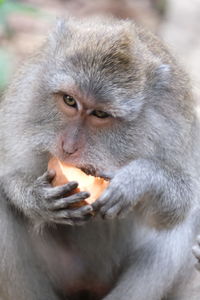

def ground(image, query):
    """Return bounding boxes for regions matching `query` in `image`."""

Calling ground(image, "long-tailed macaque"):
[0,17,200,300]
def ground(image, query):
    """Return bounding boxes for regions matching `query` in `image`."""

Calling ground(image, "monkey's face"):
[44,78,144,175]
[30,18,190,175]
[31,20,151,175]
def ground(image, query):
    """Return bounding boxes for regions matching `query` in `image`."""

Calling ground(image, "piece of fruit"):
[48,157,109,207]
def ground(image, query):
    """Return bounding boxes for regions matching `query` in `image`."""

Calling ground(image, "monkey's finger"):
[70,214,93,225]
[92,189,112,210]
[51,216,92,227]
[45,181,79,199]
[54,205,93,220]
[117,204,132,219]
[52,219,75,226]
[192,246,200,260]
[94,185,122,211]
[197,235,200,246]
[55,215,92,226]
[50,192,92,210]
[195,262,200,272]
[102,203,121,219]
[100,197,121,217]
[38,170,56,183]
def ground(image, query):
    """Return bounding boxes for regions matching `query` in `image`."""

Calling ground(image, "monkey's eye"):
[63,94,77,108]
[91,110,110,119]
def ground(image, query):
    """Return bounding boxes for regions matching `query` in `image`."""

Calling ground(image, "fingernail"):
[192,246,199,253]
[70,181,78,188]
[99,191,109,201]
[83,192,90,198]
[48,169,55,176]
[85,206,93,212]
[92,202,98,209]
[101,213,107,220]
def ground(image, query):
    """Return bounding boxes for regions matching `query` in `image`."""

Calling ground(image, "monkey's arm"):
[1,170,93,227]
[93,158,194,227]
[0,190,63,300]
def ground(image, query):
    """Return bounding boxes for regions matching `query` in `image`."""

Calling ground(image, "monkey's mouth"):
[80,165,97,177]
[80,165,111,180]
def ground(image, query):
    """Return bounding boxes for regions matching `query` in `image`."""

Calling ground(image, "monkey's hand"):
[192,236,200,271]
[30,170,93,226]
[92,159,192,226]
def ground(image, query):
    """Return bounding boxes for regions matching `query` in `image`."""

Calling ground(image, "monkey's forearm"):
[132,159,194,227]
[1,173,37,217]
[94,158,194,227]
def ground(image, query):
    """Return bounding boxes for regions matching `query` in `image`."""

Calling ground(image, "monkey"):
[0,16,200,300]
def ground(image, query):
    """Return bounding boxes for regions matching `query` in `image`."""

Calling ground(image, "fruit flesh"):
[48,157,109,206]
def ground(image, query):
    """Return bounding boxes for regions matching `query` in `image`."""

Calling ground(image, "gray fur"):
[0,17,200,299]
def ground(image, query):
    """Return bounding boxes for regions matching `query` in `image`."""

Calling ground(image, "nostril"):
[63,147,78,156]
[61,139,79,156]
[68,148,78,155]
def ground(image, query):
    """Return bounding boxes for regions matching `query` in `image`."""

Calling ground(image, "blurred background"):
[0,0,200,104]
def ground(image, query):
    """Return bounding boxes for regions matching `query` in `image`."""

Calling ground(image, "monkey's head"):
[4,17,194,175]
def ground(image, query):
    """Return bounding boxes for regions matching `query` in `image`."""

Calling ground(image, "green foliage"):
[0,48,12,90]
[0,0,42,30]
[153,0,167,16]
[0,0,49,90]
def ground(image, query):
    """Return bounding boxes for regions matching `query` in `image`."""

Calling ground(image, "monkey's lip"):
[80,165,98,177]
[79,165,112,180]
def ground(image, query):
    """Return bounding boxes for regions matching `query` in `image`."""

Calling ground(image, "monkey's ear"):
[151,64,171,90]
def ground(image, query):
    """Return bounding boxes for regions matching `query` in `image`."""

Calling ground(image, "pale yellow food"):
[48,157,109,207]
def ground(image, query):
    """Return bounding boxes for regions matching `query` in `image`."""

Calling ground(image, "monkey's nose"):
[61,140,79,156]
[62,144,78,156]
[64,148,78,156]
